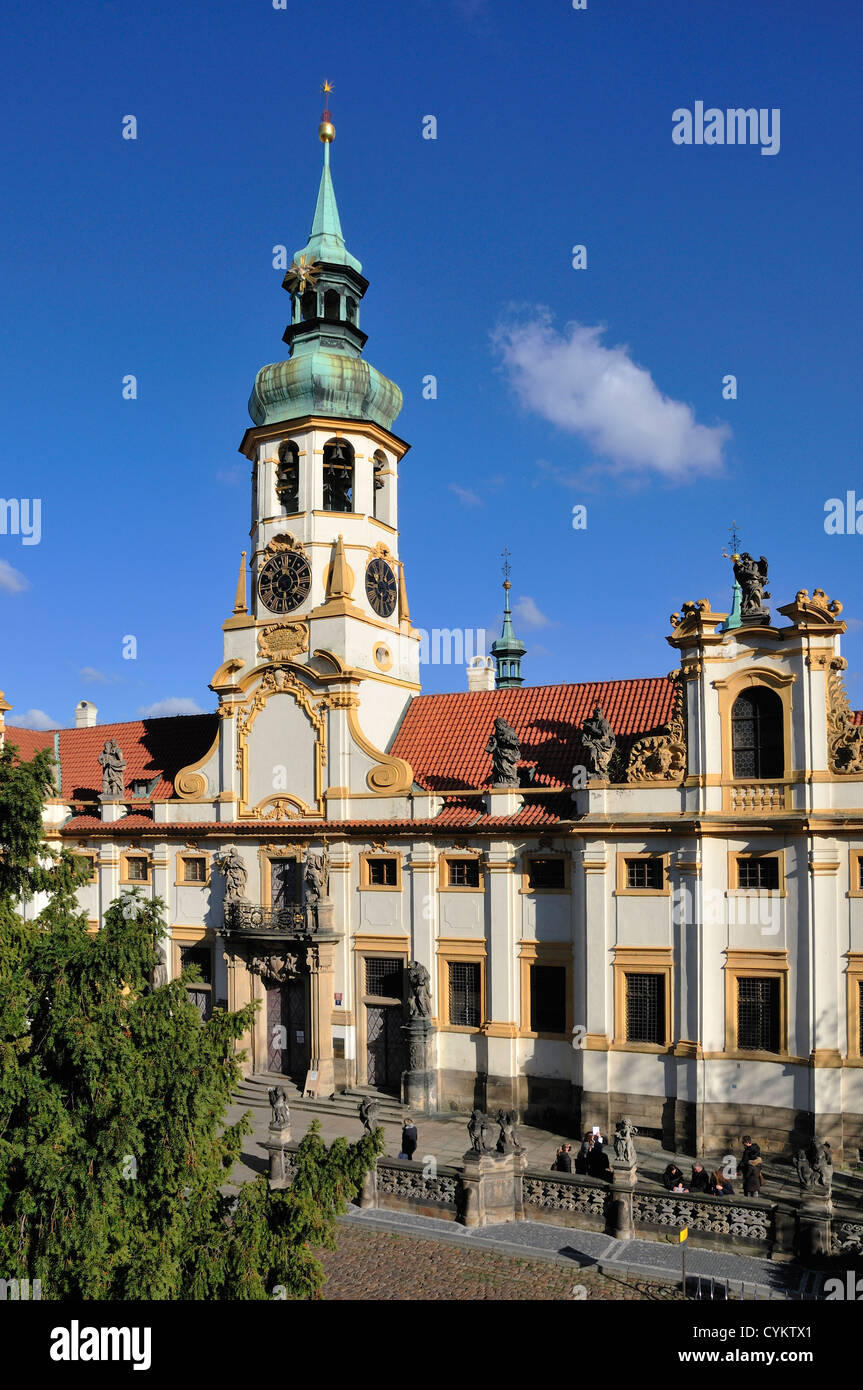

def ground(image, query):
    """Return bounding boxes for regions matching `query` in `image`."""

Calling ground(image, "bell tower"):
[225,89,420,750]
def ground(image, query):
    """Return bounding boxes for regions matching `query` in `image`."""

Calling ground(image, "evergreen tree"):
[0,742,383,1299]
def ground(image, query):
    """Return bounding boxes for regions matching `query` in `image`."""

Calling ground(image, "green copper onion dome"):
[248,111,402,432]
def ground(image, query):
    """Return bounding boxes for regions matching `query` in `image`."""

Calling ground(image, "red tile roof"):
[390,678,677,791]
[6,714,218,802]
[59,793,573,838]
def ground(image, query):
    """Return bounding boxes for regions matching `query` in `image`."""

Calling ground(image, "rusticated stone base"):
[431,1069,863,1162]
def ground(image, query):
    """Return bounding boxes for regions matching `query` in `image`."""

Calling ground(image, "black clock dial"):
[365,557,397,619]
[258,551,312,614]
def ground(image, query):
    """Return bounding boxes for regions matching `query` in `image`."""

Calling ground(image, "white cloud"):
[0,559,28,593]
[10,709,59,730]
[514,595,553,629]
[494,313,730,480]
[138,697,206,718]
[78,667,111,685]
[450,483,484,507]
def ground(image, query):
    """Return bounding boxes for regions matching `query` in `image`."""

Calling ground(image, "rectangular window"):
[75,853,97,881]
[530,964,566,1035]
[182,857,207,883]
[366,857,398,887]
[737,976,780,1052]
[448,961,481,1028]
[859,980,863,1054]
[625,857,664,891]
[737,857,780,891]
[625,973,665,1044]
[365,957,402,999]
[526,857,566,891]
[447,858,480,888]
[181,945,212,1023]
[858,858,863,893]
[125,857,149,883]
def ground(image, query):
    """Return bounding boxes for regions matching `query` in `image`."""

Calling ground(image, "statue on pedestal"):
[733,553,771,624]
[485,718,520,788]
[304,847,330,906]
[268,1085,291,1130]
[407,961,432,1020]
[214,846,248,905]
[358,1096,381,1135]
[613,1116,638,1167]
[580,707,616,780]
[795,1136,833,1196]
[495,1110,523,1154]
[467,1109,494,1154]
[98,739,126,798]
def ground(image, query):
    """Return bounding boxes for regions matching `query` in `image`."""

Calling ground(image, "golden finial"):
[319,80,335,143]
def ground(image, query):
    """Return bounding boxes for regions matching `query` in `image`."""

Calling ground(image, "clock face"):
[365,557,397,619]
[258,551,312,614]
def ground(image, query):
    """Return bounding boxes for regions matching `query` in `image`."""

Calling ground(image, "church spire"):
[491,549,526,688]
[293,83,362,274]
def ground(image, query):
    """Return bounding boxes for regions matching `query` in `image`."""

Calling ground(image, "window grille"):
[731,688,783,779]
[365,957,402,999]
[447,858,480,888]
[448,961,481,1027]
[527,857,566,890]
[737,976,780,1052]
[625,973,665,1044]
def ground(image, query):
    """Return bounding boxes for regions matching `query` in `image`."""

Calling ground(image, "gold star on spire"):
[322,80,333,95]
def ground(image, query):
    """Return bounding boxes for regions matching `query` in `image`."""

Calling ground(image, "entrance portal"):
[265,977,308,1081]
[365,1003,404,1093]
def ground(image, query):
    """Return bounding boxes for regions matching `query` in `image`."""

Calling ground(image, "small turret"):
[490,550,526,689]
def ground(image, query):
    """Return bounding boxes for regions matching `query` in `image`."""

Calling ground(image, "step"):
[232,1077,408,1124]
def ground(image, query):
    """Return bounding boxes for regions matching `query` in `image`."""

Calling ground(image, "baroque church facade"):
[5,108,863,1162]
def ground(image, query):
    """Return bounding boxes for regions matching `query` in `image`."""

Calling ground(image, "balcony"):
[226,903,314,937]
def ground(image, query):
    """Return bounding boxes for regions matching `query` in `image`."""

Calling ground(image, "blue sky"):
[2,0,862,725]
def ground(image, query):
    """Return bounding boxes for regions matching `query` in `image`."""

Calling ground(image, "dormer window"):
[323,439,353,512]
[276,441,299,513]
[731,687,783,779]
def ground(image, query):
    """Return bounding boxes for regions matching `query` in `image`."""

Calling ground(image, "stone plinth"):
[459,1149,527,1228]
[609,1162,637,1238]
[797,1191,833,1258]
[99,797,128,823]
[401,1018,437,1115]
[264,1129,294,1189]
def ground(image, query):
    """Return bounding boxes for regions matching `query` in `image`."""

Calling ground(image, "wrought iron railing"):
[227,903,312,935]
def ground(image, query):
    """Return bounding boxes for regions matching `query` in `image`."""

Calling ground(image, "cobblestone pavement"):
[320,1222,685,1301]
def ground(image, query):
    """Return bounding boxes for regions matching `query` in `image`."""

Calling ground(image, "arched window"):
[323,288,341,321]
[276,441,299,513]
[301,289,317,321]
[372,450,386,519]
[731,687,784,779]
[322,438,354,512]
[345,296,358,325]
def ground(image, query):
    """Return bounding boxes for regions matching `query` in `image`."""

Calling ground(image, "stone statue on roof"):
[98,739,126,799]
[733,553,771,625]
[580,706,616,780]
[485,717,520,788]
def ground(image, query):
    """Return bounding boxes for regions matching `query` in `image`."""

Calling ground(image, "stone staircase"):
[233,1074,408,1126]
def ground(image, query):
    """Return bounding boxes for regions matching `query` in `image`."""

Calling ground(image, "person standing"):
[401,1118,418,1160]
[740,1135,763,1196]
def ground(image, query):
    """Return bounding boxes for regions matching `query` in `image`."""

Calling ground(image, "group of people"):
[662,1137,764,1198]
[552,1130,611,1180]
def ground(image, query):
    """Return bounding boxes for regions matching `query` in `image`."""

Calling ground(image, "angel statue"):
[485,717,520,788]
